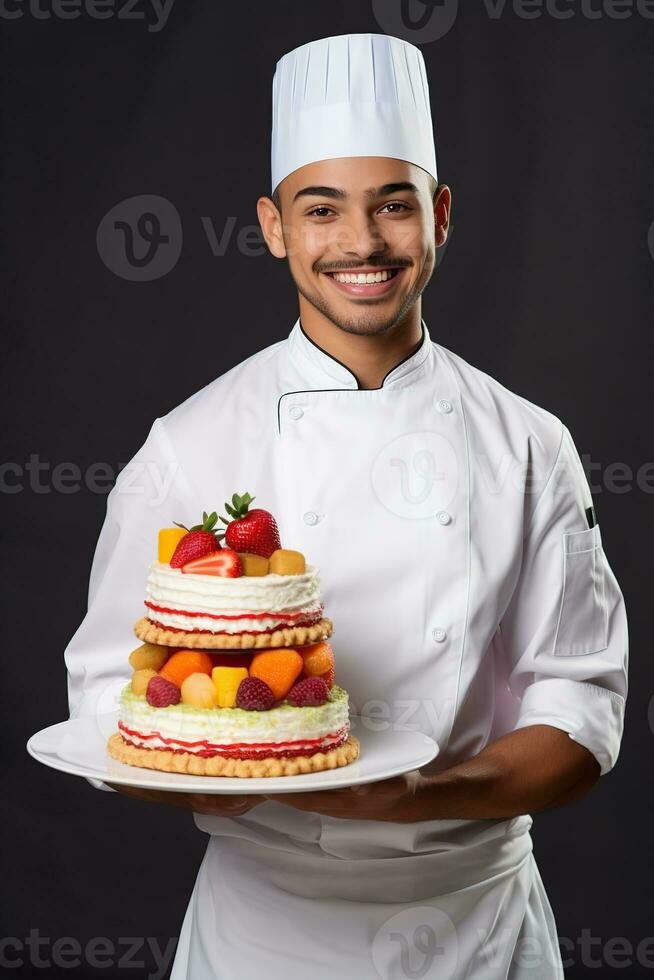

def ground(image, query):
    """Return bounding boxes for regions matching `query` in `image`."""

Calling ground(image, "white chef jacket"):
[64,318,628,980]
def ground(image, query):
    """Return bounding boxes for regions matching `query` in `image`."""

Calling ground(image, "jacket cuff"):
[513,678,625,776]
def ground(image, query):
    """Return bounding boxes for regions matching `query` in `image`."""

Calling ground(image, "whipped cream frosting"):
[144,560,323,634]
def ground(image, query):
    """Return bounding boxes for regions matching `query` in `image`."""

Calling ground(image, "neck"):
[297,300,424,390]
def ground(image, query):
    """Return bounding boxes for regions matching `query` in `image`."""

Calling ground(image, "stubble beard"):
[290,261,433,337]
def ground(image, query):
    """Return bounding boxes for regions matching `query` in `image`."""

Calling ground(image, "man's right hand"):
[104,783,267,816]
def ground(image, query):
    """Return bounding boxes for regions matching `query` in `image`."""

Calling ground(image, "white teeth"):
[331,269,396,284]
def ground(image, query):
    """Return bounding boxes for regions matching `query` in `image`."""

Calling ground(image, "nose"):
[338,210,388,261]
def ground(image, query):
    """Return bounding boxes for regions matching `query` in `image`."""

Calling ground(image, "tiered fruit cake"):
[107,493,360,777]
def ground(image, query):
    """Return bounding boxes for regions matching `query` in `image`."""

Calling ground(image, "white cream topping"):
[145,561,322,617]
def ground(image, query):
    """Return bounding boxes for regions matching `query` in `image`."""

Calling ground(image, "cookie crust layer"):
[133,616,333,649]
[107,731,360,777]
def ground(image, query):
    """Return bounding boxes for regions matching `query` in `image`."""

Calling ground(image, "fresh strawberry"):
[182,549,242,577]
[319,664,335,689]
[170,512,221,568]
[219,492,281,559]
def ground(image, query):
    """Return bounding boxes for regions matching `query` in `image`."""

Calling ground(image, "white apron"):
[169,807,563,979]
[64,318,627,980]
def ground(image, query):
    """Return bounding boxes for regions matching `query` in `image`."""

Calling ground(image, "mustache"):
[315,258,413,273]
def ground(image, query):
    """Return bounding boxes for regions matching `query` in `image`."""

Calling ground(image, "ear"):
[257,195,287,259]
[434,185,452,248]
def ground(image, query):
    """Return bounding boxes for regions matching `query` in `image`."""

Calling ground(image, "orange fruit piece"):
[249,648,303,701]
[238,553,269,576]
[159,649,213,688]
[300,641,334,677]
[269,549,306,575]
[319,664,335,689]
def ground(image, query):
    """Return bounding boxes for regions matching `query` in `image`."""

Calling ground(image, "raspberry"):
[286,676,329,707]
[236,676,275,711]
[146,675,181,707]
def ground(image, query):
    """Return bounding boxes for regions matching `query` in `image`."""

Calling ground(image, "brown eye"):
[308,207,334,218]
[380,202,411,214]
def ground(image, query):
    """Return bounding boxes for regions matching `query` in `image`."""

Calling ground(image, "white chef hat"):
[271,33,438,194]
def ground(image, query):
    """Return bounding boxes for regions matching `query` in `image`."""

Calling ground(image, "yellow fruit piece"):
[269,549,306,576]
[181,672,219,708]
[212,666,249,707]
[128,643,170,672]
[131,668,157,696]
[158,527,187,563]
[238,553,270,576]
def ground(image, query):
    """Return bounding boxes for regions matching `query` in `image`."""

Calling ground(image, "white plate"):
[27,711,439,794]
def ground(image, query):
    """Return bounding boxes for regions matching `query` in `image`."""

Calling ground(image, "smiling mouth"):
[326,268,400,284]
[321,266,405,297]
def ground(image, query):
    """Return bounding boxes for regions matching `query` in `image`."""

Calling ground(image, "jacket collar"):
[287,317,433,391]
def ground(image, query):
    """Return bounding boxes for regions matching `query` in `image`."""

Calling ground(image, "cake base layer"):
[133,616,334,649]
[107,731,360,777]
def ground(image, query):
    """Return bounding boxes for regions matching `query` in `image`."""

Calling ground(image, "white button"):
[289,405,304,420]
[437,399,453,414]
[303,511,319,526]
[432,627,447,643]
[436,510,452,525]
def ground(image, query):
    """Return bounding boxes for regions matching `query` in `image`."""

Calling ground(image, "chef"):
[64,33,628,980]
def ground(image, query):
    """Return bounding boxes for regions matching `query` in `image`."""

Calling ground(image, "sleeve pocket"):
[553,524,609,657]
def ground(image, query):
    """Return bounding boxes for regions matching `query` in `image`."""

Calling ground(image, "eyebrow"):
[293,181,420,203]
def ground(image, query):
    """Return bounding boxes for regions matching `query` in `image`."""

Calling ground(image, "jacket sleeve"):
[499,423,628,776]
[63,418,197,791]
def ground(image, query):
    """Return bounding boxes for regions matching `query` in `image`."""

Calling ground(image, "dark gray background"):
[3,1,653,976]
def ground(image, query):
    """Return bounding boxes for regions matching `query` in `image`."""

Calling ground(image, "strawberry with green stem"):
[219,492,281,559]
[170,511,221,568]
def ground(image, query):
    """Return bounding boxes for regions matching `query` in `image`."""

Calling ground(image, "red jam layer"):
[118,721,349,760]
[144,601,324,623]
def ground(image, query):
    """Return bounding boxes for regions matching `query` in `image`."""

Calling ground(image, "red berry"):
[146,675,181,707]
[220,492,281,559]
[235,676,275,711]
[170,530,219,568]
[287,676,329,707]
[182,549,242,577]
[169,512,221,568]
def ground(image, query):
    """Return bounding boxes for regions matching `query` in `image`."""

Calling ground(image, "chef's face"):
[258,157,450,336]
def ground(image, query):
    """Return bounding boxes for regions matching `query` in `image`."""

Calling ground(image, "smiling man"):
[258,157,448,390]
[65,32,628,980]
